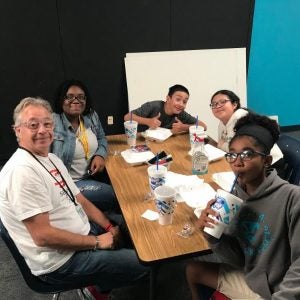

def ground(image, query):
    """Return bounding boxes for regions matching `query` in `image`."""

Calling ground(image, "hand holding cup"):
[203,189,243,239]
[196,199,219,230]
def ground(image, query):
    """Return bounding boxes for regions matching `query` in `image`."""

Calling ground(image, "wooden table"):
[105,133,231,299]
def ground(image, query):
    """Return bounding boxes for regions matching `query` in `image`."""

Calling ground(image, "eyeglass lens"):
[225,150,252,162]
[21,119,54,130]
[65,94,86,102]
[225,150,266,163]
[210,99,230,109]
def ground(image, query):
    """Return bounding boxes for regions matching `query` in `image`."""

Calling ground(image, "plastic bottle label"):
[192,152,208,175]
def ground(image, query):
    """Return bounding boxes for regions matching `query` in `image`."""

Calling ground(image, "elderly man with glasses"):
[0,97,149,294]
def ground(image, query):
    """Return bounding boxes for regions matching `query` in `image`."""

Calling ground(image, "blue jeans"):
[75,178,119,212]
[39,219,149,291]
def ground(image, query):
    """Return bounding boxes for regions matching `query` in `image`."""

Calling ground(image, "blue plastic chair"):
[277,134,300,185]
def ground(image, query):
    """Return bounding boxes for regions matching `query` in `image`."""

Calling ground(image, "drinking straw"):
[230,173,239,193]
[196,115,198,128]
[130,111,133,123]
[156,153,159,170]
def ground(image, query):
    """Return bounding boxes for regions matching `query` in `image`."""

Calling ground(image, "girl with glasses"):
[210,89,284,178]
[186,113,300,299]
[210,89,249,152]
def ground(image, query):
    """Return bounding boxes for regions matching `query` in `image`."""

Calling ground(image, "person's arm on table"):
[176,111,207,132]
[171,117,189,134]
[124,112,161,129]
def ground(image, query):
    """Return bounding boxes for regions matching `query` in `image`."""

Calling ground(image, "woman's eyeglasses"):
[64,94,86,103]
[225,149,267,163]
[209,99,231,109]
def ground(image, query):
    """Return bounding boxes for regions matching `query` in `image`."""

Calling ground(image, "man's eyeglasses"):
[64,94,86,103]
[18,120,54,131]
[209,99,231,109]
[225,149,267,163]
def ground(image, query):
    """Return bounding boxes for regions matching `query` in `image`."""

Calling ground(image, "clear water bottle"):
[192,137,208,175]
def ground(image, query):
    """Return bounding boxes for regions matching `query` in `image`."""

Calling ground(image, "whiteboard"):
[124,48,247,141]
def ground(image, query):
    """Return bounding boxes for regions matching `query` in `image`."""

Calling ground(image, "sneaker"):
[210,290,231,300]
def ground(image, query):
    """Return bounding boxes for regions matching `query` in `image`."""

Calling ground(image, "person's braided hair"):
[234,112,280,144]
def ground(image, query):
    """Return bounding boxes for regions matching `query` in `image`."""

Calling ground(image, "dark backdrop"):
[0,0,254,163]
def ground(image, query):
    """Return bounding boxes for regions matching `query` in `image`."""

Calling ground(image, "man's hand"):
[171,117,187,133]
[108,225,122,248]
[148,112,161,129]
[97,232,114,249]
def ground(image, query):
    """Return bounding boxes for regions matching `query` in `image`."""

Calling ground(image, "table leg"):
[150,265,158,300]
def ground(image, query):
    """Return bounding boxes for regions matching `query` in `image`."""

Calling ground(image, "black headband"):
[234,125,274,153]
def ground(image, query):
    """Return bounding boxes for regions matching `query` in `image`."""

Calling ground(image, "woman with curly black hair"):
[51,79,118,212]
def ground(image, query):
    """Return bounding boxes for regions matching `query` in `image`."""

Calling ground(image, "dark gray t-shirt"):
[132,100,197,132]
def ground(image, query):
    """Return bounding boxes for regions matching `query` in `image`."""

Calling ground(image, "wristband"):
[105,223,113,232]
[93,236,100,251]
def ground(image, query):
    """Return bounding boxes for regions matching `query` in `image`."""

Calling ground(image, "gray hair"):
[13,97,53,126]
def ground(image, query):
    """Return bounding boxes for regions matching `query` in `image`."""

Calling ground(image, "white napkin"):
[141,209,159,221]
[121,149,154,165]
[212,171,235,192]
[179,183,216,208]
[144,127,172,142]
[165,171,204,202]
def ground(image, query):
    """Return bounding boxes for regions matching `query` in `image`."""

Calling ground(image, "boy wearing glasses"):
[124,84,207,133]
[186,113,300,299]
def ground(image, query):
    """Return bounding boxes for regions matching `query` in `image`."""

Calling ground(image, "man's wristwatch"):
[93,236,100,251]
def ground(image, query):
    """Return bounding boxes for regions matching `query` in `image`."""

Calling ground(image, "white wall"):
[125,48,247,141]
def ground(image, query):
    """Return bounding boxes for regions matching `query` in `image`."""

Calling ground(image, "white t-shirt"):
[0,149,90,276]
[218,108,249,152]
[70,127,98,180]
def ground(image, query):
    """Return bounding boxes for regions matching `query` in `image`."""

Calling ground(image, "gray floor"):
[0,237,192,300]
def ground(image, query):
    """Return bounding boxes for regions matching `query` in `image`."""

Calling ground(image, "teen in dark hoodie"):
[186,113,300,299]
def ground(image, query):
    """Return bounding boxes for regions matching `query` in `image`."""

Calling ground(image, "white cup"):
[203,220,227,239]
[204,189,243,238]
[189,125,205,149]
[154,185,177,225]
[124,120,138,147]
[147,165,167,195]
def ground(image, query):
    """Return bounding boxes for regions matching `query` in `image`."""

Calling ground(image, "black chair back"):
[277,134,300,185]
[0,219,84,294]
